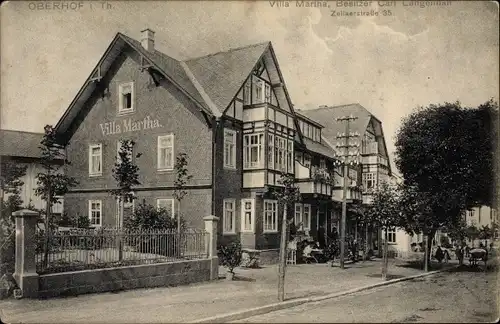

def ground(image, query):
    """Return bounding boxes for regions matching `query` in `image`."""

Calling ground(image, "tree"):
[110,139,141,261]
[364,182,400,280]
[270,172,301,302]
[349,203,372,261]
[173,152,193,234]
[478,225,492,247]
[110,139,141,226]
[394,101,497,270]
[35,125,78,269]
[0,160,27,200]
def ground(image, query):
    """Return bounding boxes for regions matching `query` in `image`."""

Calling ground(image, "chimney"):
[141,28,155,51]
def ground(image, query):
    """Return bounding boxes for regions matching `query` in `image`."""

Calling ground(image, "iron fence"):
[35,227,208,274]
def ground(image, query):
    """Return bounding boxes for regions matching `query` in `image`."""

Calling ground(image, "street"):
[235,268,498,323]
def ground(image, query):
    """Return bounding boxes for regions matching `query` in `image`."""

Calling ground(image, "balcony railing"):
[295,161,334,196]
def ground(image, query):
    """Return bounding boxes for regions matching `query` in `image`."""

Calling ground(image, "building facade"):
[0,130,64,215]
[299,104,392,252]
[54,29,369,259]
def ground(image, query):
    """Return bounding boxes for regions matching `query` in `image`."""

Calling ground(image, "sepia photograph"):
[0,0,498,323]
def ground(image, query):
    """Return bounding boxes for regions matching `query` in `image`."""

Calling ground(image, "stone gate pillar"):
[13,209,39,298]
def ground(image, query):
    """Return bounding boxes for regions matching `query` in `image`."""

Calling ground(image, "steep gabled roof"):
[300,103,391,172]
[0,130,44,159]
[298,104,372,140]
[55,33,214,141]
[184,42,270,114]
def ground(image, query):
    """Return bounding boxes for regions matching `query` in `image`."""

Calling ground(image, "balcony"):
[332,177,362,203]
[295,161,333,196]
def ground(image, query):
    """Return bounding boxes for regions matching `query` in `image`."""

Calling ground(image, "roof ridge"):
[179,61,222,118]
[0,129,44,135]
[184,41,270,62]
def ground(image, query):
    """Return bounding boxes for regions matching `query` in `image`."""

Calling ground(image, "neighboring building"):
[299,104,392,252]
[0,129,64,214]
[53,29,360,259]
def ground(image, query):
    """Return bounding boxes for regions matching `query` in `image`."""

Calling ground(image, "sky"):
[1,1,498,172]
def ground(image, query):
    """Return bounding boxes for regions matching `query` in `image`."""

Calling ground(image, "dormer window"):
[118,82,135,114]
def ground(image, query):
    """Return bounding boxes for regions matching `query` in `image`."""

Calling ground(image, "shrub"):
[124,201,185,231]
[219,241,242,273]
[124,201,186,257]
[323,239,339,261]
[76,215,90,228]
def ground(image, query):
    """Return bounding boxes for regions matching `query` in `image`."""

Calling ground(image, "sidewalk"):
[0,259,456,323]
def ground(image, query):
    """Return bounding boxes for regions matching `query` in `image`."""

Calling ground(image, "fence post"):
[203,215,219,281]
[12,209,39,298]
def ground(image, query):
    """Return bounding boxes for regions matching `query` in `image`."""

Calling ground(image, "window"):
[275,137,287,172]
[118,82,134,113]
[254,78,263,104]
[386,228,396,243]
[263,200,278,232]
[223,199,236,234]
[268,134,274,170]
[303,204,311,230]
[224,129,236,169]
[88,200,102,226]
[304,154,311,168]
[157,134,174,170]
[294,203,311,230]
[117,140,133,164]
[89,144,102,176]
[243,133,264,169]
[116,196,135,227]
[286,140,293,173]
[362,172,376,190]
[241,199,255,232]
[244,79,251,105]
[320,159,326,170]
[264,83,271,104]
[294,203,303,226]
[157,198,175,218]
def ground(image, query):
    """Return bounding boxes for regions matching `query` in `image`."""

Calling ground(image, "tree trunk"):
[424,229,437,271]
[364,224,369,261]
[382,230,388,280]
[278,207,288,302]
[118,196,124,261]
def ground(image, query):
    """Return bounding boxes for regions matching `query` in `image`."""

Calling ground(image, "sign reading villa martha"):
[100,115,163,136]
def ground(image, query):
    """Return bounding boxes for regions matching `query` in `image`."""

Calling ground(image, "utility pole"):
[336,115,360,269]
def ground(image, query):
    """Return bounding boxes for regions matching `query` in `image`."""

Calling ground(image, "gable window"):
[88,200,102,226]
[223,199,236,234]
[89,144,102,176]
[241,199,255,233]
[264,83,271,104]
[118,82,134,114]
[157,134,174,171]
[243,133,264,169]
[263,200,278,232]
[224,129,237,169]
[157,198,175,218]
[254,79,263,104]
[362,172,376,190]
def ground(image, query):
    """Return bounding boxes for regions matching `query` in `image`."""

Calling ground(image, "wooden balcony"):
[295,161,333,196]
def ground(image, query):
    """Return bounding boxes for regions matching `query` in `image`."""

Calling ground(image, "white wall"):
[5,162,64,214]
